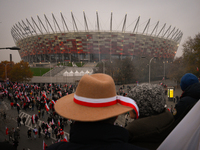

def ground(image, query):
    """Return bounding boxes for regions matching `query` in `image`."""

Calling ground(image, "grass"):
[76,62,85,67]
[30,68,51,76]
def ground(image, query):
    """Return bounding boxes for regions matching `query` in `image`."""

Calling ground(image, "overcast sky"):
[0,0,199,63]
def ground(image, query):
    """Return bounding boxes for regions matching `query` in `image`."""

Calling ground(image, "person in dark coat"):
[38,126,41,138]
[126,83,174,150]
[173,73,200,121]
[17,105,20,114]
[27,128,32,139]
[13,139,19,150]
[22,116,26,126]
[35,115,38,124]
[47,74,145,150]
[17,116,21,127]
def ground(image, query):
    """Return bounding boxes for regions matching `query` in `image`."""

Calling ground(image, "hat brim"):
[55,93,133,122]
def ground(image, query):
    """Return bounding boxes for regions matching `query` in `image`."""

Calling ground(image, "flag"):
[63,136,68,142]
[6,127,8,135]
[32,114,35,124]
[197,67,199,71]
[58,91,62,97]
[17,103,20,107]
[52,118,54,125]
[43,140,47,150]
[46,123,50,128]
[58,119,60,126]
[33,128,38,135]
[37,97,40,101]
[45,103,49,112]
[42,91,47,98]
[25,95,30,102]
[51,100,56,105]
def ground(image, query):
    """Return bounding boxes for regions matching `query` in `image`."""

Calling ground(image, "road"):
[0,98,70,150]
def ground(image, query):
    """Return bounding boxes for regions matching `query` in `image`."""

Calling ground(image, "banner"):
[158,100,200,150]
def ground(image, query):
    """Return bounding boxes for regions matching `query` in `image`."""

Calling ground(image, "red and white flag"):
[32,114,35,124]
[33,128,38,135]
[58,91,62,97]
[17,103,20,107]
[51,100,56,105]
[43,140,47,150]
[63,136,68,142]
[5,127,8,135]
[42,91,47,98]
[58,119,60,126]
[52,118,54,125]
[46,123,50,128]
[45,103,49,112]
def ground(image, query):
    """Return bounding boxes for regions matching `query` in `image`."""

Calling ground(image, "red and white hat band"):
[74,94,139,119]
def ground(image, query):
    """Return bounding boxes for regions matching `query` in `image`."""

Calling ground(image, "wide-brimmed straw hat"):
[55,73,139,121]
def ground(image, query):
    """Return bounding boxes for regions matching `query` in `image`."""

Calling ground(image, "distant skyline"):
[0,0,200,63]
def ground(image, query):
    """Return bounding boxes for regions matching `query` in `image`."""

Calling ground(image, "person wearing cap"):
[173,73,200,121]
[126,83,174,150]
[47,73,146,150]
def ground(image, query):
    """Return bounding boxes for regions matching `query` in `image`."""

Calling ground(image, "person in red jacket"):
[10,102,14,109]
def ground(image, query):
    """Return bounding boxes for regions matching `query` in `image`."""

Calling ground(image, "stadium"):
[11,12,183,64]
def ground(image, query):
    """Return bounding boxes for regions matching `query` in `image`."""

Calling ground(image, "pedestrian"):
[126,83,174,150]
[27,128,32,139]
[38,126,41,138]
[10,101,14,109]
[13,129,19,141]
[3,112,6,120]
[32,102,34,111]
[35,114,38,124]
[51,124,55,136]
[124,113,129,127]
[8,128,13,141]
[29,103,32,111]
[17,104,20,114]
[60,122,64,130]
[33,126,38,139]
[17,116,21,127]
[47,74,144,150]
[48,127,52,138]
[59,128,64,139]
[38,109,41,118]
[170,105,174,114]
[42,110,45,118]
[41,122,45,133]
[13,139,19,150]
[173,73,200,121]
[22,116,26,126]
[44,128,48,139]
[15,127,20,140]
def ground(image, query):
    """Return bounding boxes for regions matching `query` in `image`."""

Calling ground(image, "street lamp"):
[142,56,157,83]
[163,60,168,84]
[0,46,20,50]
[49,62,52,100]
[3,63,11,84]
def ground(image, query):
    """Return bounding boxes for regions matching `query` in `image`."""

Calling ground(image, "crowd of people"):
[0,81,75,149]
[0,72,200,150]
